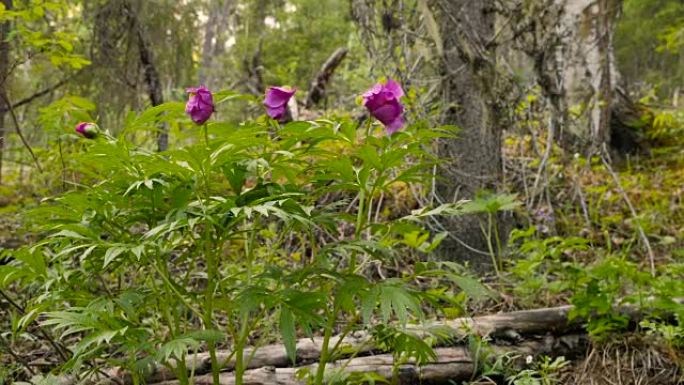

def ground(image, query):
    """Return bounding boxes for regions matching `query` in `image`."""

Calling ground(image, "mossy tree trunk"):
[431,0,511,271]
[0,0,11,184]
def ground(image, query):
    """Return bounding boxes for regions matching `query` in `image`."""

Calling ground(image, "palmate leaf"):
[156,329,226,362]
[73,328,127,356]
[414,261,494,302]
[377,281,423,326]
[460,193,521,214]
[41,309,97,338]
[372,325,437,365]
[335,274,371,313]
[279,306,297,364]
[157,337,199,363]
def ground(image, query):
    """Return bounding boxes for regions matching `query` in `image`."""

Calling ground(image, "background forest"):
[0,0,683,384]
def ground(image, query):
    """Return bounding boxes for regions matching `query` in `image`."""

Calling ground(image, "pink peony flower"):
[362,78,405,135]
[185,86,214,125]
[75,122,99,139]
[263,86,296,121]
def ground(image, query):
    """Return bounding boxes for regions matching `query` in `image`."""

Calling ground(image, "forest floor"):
[0,130,683,384]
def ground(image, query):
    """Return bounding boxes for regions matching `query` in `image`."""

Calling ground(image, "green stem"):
[150,259,190,385]
[162,260,190,385]
[484,214,500,276]
[203,225,220,385]
[350,189,366,271]
[314,305,338,385]
[151,263,203,320]
[235,217,258,385]
[203,123,209,147]
[234,314,249,385]
[492,213,503,272]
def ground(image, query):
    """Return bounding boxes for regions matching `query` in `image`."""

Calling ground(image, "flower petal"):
[384,78,404,98]
[385,116,404,135]
[266,105,287,120]
[264,87,296,108]
[370,100,403,126]
[185,86,214,125]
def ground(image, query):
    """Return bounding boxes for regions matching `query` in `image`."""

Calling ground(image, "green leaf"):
[224,164,248,194]
[280,306,297,364]
[104,246,126,268]
[158,337,198,363]
[447,274,491,302]
[183,329,226,343]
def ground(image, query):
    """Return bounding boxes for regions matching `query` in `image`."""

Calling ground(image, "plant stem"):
[314,306,337,385]
[492,213,503,272]
[485,214,500,276]
[350,189,366,270]
[235,217,258,385]
[159,258,190,385]
[234,315,249,385]
[203,123,209,147]
[203,224,220,385]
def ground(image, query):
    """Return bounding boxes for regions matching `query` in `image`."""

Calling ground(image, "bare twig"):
[0,288,123,385]
[600,149,656,276]
[0,74,78,113]
[0,333,37,378]
[0,92,43,173]
[305,48,348,108]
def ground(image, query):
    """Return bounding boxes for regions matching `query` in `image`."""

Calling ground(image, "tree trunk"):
[126,0,167,151]
[558,0,620,154]
[199,0,235,88]
[0,0,11,185]
[431,0,510,271]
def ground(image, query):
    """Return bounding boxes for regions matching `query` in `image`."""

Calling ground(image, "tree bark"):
[125,0,167,152]
[59,305,616,385]
[558,0,621,154]
[153,336,589,385]
[431,0,510,271]
[0,0,11,184]
[59,304,649,385]
[199,0,235,88]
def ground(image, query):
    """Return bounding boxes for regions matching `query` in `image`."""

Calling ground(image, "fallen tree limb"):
[155,334,589,385]
[58,305,638,385]
[0,75,74,113]
[305,48,348,108]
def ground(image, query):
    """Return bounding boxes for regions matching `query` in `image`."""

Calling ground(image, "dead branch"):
[0,92,43,173]
[305,48,348,108]
[61,305,645,385]
[148,335,591,385]
[0,73,78,113]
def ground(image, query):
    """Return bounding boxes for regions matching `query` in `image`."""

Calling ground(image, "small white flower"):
[526,355,534,364]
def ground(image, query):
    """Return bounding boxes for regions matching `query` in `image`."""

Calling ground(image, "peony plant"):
[14,79,481,385]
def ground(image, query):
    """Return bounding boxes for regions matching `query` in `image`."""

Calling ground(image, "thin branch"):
[0,288,69,362]
[0,333,37,378]
[0,75,75,113]
[305,48,348,108]
[0,91,43,173]
[0,288,123,385]
[600,149,656,276]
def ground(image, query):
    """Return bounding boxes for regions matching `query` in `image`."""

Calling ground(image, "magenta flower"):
[263,86,296,121]
[75,122,99,139]
[185,86,214,125]
[362,78,405,135]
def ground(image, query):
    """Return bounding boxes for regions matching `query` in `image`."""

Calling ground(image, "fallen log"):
[155,334,589,385]
[56,305,637,385]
